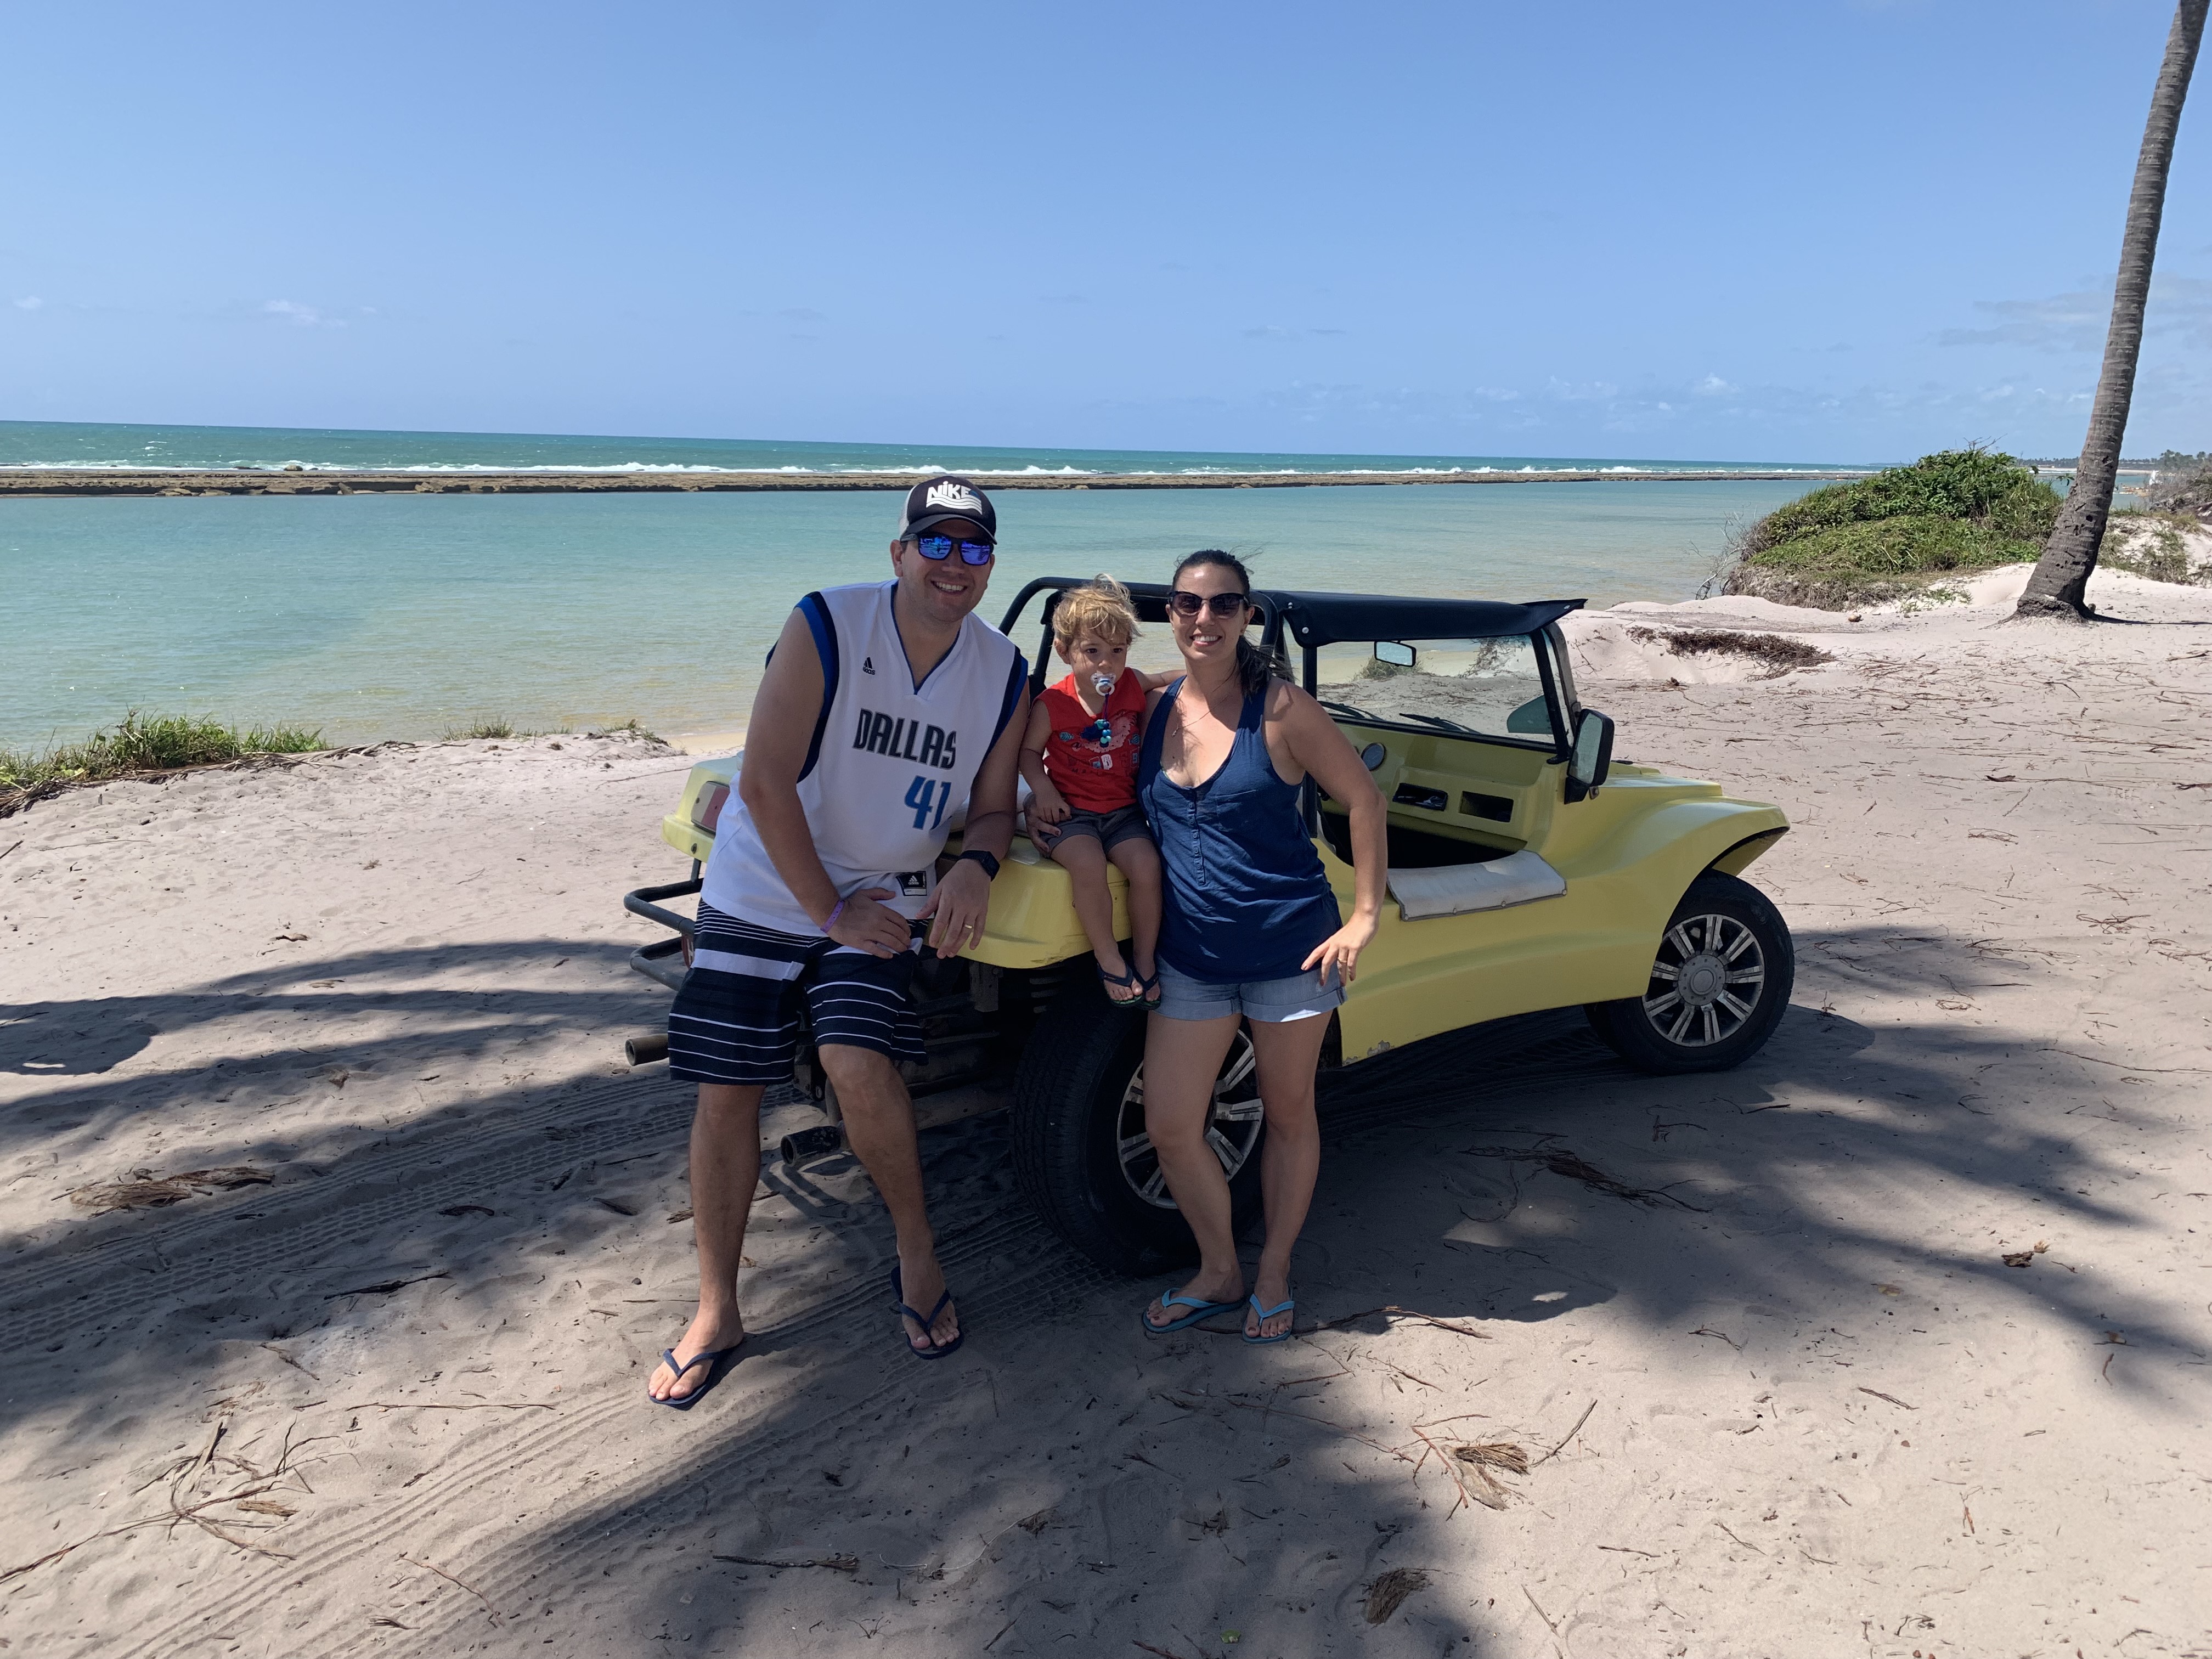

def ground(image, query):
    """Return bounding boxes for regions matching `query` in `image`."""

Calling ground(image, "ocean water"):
[0,419,1858,479]
[2,472,1831,752]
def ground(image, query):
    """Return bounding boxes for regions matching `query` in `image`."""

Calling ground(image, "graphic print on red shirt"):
[1039,669,1146,814]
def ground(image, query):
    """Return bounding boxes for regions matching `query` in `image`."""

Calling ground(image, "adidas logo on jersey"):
[923,481,983,515]
[862,656,877,675]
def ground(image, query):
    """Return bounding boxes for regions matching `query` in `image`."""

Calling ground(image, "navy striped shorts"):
[666,901,924,1086]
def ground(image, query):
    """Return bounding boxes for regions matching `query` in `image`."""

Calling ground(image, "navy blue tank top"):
[1138,677,1342,983]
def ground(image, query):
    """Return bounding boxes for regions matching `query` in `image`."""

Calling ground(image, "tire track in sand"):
[106,1014,1623,1655]
[108,1203,1110,1659]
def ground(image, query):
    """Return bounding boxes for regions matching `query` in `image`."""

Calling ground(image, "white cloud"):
[12,296,41,310]
[1939,274,2212,353]
[263,298,344,328]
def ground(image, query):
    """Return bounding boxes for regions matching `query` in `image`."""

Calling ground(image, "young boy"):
[1018,577,1165,1008]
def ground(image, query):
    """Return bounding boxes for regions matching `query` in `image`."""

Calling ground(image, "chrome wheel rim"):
[1116,1028,1265,1210]
[1642,912,1765,1048]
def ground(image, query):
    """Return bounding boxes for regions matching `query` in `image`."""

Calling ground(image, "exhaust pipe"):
[625,1032,670,1066]
[778,1125,845,1165]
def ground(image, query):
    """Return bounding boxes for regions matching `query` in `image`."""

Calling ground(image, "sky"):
[4,0,2210,465]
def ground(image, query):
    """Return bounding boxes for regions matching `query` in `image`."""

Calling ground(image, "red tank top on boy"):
[1039,669,1146,813]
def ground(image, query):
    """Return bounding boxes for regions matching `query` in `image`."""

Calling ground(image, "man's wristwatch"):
[955,849,1001,881]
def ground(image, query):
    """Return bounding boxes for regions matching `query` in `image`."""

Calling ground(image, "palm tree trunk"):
[2016,0,2209,621]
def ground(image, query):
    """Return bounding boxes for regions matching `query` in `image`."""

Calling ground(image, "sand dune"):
[2,571,2208,1657]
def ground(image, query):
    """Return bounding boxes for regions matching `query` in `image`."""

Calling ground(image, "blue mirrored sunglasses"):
[914,534,996,566]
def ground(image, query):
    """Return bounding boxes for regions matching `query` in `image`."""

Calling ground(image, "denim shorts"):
[1154,959,1346,1024]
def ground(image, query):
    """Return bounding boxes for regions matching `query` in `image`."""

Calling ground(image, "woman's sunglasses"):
[1168,590,1251,618]
[913,534,996,566]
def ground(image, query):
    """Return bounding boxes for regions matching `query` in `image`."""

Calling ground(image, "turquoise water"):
[3,478,1829,751]
[0,418,1863,479]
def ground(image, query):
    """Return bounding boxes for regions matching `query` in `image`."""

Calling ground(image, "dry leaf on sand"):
[1364,1567,1431,1624]
[67,1167,272,1212]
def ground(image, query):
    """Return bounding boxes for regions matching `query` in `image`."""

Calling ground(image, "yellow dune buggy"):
[624,579,1793,1274]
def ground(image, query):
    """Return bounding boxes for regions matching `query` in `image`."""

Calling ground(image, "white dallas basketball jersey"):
[701,580,1027,936]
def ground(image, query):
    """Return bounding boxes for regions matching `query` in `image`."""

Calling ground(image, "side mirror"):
[1565,709,1613,802]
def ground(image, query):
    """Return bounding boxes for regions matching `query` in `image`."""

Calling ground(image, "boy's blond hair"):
[1051,574,1141,649]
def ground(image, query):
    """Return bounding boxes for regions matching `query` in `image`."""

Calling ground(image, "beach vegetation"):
[1356,656,1415,681]
[2143,450,2212,518]
[1623,627,1835,676]
[1,712,326,815]
[442,719,660,742]
[1726,448,2060,608]
[2101,509,2212,584]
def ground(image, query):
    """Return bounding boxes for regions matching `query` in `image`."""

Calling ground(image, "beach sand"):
[2,568,2208,1657]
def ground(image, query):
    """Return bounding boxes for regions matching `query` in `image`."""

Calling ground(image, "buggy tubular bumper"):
[624,876,702,993]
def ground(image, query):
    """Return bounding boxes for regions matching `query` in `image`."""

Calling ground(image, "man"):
[648,476,1029,1406]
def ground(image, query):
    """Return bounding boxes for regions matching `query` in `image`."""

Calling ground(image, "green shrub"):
[1749,449,2059,551]
[1729,447,2060,608]
[1745,514,2041,578]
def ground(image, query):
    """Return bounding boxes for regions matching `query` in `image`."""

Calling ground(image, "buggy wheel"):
[1586,873,1795,1075]
[1010,983,1266,1276]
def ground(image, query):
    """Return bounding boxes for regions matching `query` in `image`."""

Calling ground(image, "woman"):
[1136,549,1387,1344]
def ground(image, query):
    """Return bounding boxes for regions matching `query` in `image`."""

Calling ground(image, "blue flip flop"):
[1098,961,1146,1009]
[651,1342,742,1410]
[1243,1294,1296,1345]
[891,1264,964,1360]
[1142,1290,1245,1336]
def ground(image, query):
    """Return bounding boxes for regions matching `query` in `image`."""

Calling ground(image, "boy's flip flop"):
[1097,962,1146,1008]
[1244,1294,1296,1345]
[1142,1290,1244,1336]
[891,1264,964,1360]
[650,1343,742,1410]
[1137,970,1161,1010]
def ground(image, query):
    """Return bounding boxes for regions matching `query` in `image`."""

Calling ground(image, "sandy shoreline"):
[0,467,1865,499]
[3,567,2208,1656]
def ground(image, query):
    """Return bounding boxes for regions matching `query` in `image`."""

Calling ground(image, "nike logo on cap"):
[924,481,983,514]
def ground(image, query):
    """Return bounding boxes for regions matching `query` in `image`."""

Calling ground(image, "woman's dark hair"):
[1171,548,1284,696]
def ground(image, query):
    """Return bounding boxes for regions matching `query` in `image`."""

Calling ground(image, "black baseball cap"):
[895,475,997,544]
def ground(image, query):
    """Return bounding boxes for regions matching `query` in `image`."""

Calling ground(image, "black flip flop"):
[651,1342,742,1410]
[1097,961,1146,1009]
[890,1264,964,1360]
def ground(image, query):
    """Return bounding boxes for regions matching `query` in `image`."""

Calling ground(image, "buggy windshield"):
[1316,636,1554,742]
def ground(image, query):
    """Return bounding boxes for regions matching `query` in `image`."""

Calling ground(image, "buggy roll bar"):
[997,578,1584,741]
[997,577,1589,836]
